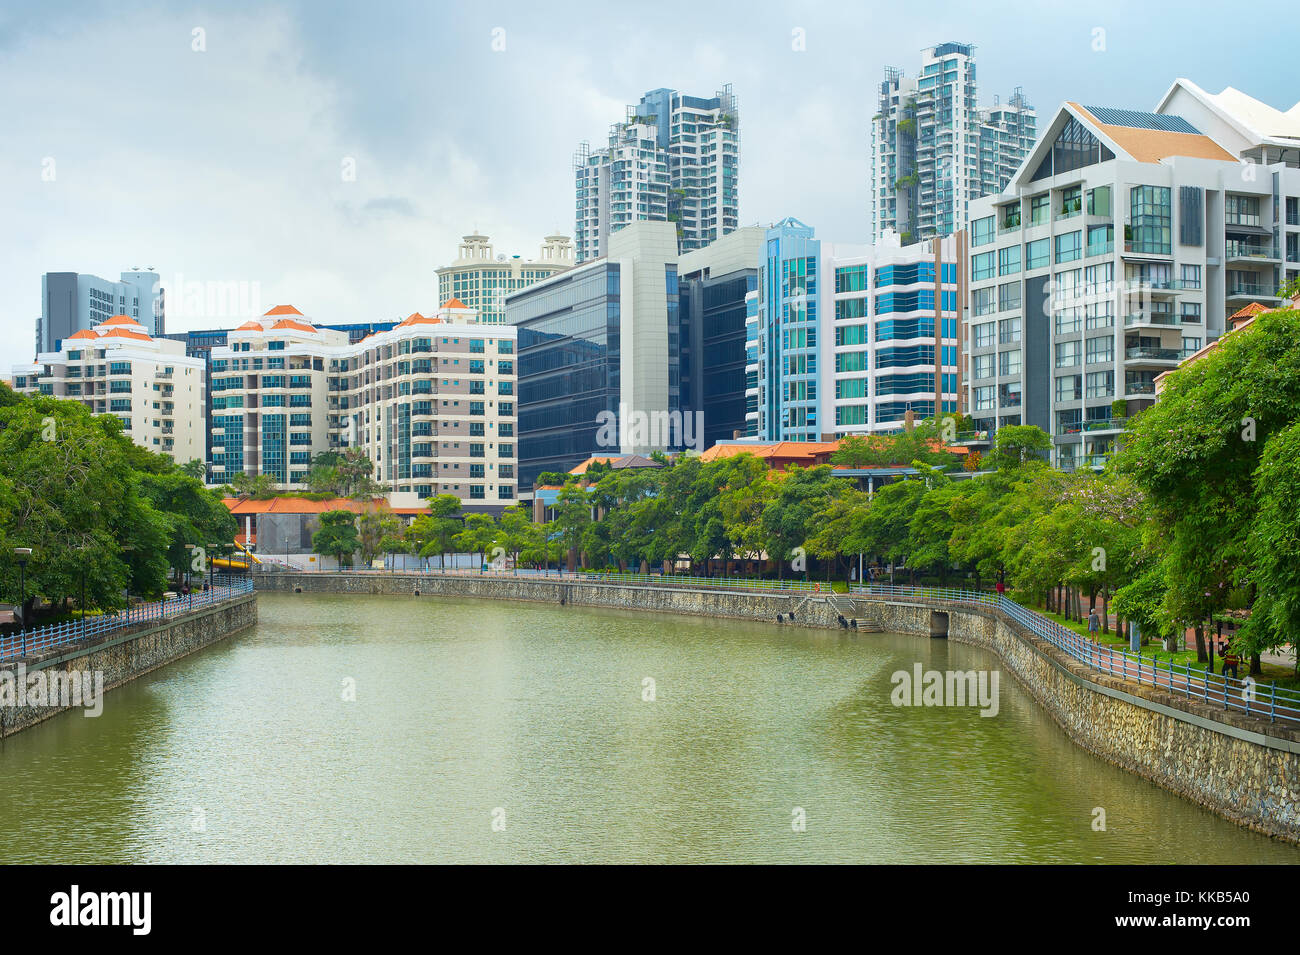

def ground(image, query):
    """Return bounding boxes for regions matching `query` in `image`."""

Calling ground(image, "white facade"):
[575,87,739,263]
[209,302,517,505]
[871,43,1035,243]
[435,233,573,324]
[965,84,1300,471]
[12,314,204,463]
[747,218,964,441]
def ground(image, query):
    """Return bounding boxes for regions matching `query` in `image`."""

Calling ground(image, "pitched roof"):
[1070,103,1237,163]
[235,320,263,331]
[264,305,304,316]
[100,314,144,326]
[1229,302,1269,320]
[98,328,152,341]
[569,454,663,475]
[269,318,316,333]
[67,329,98,340]
[441,297,469,310]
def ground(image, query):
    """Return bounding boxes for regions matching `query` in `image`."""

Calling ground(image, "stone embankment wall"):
[0,594,257,738]
[258,572,1300,843]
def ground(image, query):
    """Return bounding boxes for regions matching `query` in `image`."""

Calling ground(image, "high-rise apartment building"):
[965,80,1300,472]
[37,269,165,355]
[435,233,574,324]
[208,302,516,507]
[574,86,739,263]
[747,219,964,442]
[12,314,205,463]
[871,43,1035,243]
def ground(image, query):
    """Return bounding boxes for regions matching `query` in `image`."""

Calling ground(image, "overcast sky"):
[2,0,1295,361]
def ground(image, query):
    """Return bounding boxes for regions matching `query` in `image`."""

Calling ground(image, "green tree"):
[312,510,359,568]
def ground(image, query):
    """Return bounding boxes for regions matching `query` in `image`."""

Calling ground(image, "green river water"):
[1,592,1295,863]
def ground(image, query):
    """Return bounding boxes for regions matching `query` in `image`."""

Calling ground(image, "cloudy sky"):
[2,0,1295,360]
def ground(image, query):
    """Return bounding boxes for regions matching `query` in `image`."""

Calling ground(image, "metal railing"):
[0,576,254,663]
[848,584,1300,725]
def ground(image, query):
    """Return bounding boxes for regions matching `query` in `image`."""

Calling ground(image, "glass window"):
[1055,340,1081,367]
[972,251,995,281]
[1055,374,1082,401]
[973,322,996,348]
[1086,224,1113,257]
[1086,335,1114,364]
[998,245,1021,276]
[1055,231,1082,264]
[1026,239,1050,270]
[998,317,1021,344]
[1059,186,1082,218]
[999,350,1021,376]
[972,216,995,247]
[1180,264,1202,289]
[1127,185,1172,255]
[972,354,995,379]
[973,286,996,317]
[1086,370,1115,398]
[1087,185,1111,217]
[1030,194,1050,226]
[974,385,995,411]
[1055,307,1082,335]
[998,282,1021,312]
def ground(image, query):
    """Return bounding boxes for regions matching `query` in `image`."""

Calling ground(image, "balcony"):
[1124,311,1180,327]
[1226,283,1282,301]
[1124,381,1157,397]
[1124,346,1182,364]
[1225,240,1279,263]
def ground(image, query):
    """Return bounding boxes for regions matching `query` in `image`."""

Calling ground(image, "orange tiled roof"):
[441,297,468,310]
[398,312,440,326]
[100,314,143,326]
[264,305,304,316]
[270,319,316,333]
[99,328,152,341]
[67,329,98,340]
[235,320,263,331]
[1230,302,1269,320]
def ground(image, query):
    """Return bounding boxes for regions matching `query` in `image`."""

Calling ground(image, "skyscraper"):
[871,43,1035,243]
[574,86,739,263]
[37,269,165,355]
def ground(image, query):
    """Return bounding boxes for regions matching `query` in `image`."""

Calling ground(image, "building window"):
[998,283,1021,312]
[972,252,995,281]
[1055,231,1082,264]
[1086,336,1114,364]
[1087,185,1111,217]
[973,287,995,317]
[1030,194,1050,226]
[998,350,1021,376]
[1059,186,1082,218]
[1180,264,1202,289]
[1055,340,1081,368]
[1086,370,1115,398]
[973,322,995,348]
[972,216,995,247]
[998,245,1021,276]
[1026,239,1049,270]
[998,317,1021,344]
[1127,185,1172,255]
[1055,375,1082,401]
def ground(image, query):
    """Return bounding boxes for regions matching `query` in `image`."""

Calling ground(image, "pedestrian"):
[995,575,1005,599]
[1222,643,1240,680]
[1088,607,1100,634]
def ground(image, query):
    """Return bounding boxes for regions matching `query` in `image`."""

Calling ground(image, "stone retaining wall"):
[257,572,1300,843]
[0,594,258,738]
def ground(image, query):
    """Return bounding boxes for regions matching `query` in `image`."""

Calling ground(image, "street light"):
[14,547,32,657]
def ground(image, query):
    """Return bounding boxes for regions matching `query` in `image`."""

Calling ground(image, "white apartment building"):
[965,80,1300,472]
[435,233,573,324]
[12,314,205,463]
[209,302,517,506]
[745,218,965,441]
[574,86,739,263]
[871,43,1035,243]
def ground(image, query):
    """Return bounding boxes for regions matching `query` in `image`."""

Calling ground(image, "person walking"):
[994,573,1005,601]
[1088,607,1100,635]
[1222,643,1240,680]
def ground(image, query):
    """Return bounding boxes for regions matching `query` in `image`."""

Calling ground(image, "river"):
[1,592,1294,863]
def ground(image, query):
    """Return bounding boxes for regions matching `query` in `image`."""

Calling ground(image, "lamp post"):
[184,544,197,610]
[79,561,87,646]
[120,544,135,621]
[14,547,32,657]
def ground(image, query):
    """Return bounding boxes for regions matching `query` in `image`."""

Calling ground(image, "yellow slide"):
[212,539,263,570]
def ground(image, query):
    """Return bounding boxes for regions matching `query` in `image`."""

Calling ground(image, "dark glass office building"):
[511,264,622,489]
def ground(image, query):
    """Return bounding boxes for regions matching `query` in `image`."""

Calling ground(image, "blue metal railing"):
[850,584,1300,726]
[1,576,254,663]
